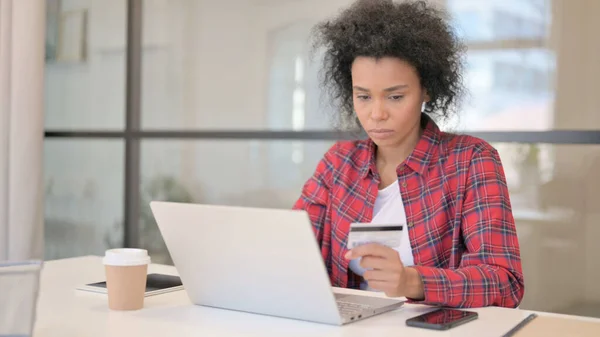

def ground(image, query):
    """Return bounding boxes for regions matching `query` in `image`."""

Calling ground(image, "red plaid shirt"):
[293,117,524,308]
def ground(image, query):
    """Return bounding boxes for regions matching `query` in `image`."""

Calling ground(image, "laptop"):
[150,201,404,325]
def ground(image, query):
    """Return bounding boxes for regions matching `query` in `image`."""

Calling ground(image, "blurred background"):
[43,0,600,317]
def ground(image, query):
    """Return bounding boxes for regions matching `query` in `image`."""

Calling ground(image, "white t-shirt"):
[348,181,415,290]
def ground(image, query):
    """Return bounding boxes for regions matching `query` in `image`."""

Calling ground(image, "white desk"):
[33,256,600,337]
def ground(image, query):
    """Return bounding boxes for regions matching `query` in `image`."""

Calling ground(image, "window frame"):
[44,0,600,248]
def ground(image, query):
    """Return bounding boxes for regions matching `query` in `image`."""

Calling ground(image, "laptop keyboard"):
[336,300,375,316]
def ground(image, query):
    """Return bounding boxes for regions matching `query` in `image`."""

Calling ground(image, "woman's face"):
[351,56,429,148]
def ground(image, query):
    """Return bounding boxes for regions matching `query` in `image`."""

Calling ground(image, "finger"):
[345,243,396,260]
[360,256,396,270]
[366,280,402,297]
[364,270,403,284]
[364,280,395,292]
[363,270,396,282]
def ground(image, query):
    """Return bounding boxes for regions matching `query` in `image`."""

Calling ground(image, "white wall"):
[142,0,266,130]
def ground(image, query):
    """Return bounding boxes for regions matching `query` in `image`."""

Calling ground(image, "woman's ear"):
[422,90,431,103]
[421,91,431,112]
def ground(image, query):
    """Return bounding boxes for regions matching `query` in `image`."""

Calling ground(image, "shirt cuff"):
[405,265,448,306]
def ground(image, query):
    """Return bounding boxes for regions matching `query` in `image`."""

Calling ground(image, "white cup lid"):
[103,248,151,266]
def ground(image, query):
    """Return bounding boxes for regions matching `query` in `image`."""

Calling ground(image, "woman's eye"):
[356,95,371,101]
[389,95,404,101]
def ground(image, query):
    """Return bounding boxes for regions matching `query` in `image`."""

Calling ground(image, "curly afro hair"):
[312,0,466,129]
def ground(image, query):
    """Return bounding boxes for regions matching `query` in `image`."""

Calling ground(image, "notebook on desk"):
[511,316,600,337]
[77,273,184,297]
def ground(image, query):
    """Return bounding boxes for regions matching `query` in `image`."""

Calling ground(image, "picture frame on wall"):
[45,0,88,63]
[56,9,88,62]
[45,0,60,62]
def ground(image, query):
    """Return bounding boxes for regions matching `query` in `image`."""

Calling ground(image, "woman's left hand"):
[345,243,424,299]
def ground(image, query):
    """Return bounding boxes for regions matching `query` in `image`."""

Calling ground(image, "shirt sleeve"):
[410,146,525,308]
[292,146,334,267]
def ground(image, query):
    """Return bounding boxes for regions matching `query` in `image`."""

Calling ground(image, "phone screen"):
[406,308,478,330]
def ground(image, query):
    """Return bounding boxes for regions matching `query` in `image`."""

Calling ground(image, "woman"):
[293,0,524,308]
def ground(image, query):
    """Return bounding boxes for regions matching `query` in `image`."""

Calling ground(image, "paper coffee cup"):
[103,249,151,311]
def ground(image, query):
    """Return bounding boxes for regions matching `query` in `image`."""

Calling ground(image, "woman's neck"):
[376,124,423,169]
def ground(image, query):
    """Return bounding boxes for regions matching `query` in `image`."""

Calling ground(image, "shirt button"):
[401,182,407,188]
[407,222,414,228]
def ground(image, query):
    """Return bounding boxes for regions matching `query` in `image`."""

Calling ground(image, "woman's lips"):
[368,129,395,139]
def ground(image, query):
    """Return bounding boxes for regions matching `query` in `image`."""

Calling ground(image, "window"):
[447,0,555,131]
[44,0,600,318]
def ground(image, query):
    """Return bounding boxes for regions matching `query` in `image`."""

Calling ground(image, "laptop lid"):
[150,201,342,325]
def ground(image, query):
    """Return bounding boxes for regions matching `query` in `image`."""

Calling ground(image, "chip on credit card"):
[347,223,404,249]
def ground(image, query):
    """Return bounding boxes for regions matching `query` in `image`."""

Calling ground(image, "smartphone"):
[406,308,478,330]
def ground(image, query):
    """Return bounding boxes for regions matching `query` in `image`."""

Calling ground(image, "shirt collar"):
[359,114,441,179]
